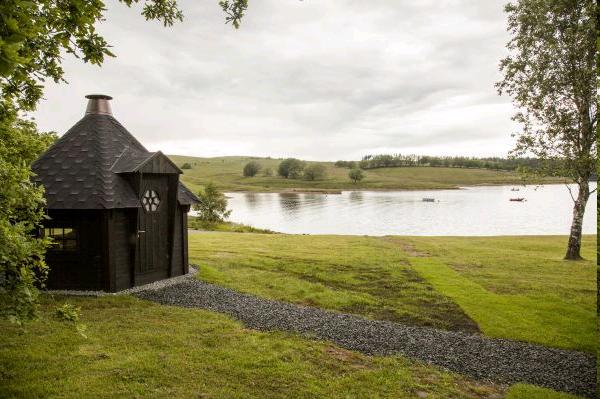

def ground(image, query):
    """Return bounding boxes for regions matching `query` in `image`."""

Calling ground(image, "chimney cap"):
[85,94,112,115]
[85,94,113,100]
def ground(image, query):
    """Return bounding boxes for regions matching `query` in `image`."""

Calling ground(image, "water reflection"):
[279,193,301,212]
[243,193,261,209]
[349,191,363,203]
[225,184,597,236]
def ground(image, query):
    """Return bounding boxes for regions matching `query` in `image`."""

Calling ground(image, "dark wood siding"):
[44,210,103,290]
[171,205,183,276]
[182,206,190,275]
[112,209,137,291]
[138,156,180,174]
[44,173,192,292]
[135,174,170,286]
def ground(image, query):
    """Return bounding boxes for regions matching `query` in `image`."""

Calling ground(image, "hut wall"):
[109,209,137,291]
[138,156,180,174]
[44,210,103,290]
[170,205,184,277]
[182,205,190,275]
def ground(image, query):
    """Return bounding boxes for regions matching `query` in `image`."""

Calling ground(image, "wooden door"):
[137,174,169,283]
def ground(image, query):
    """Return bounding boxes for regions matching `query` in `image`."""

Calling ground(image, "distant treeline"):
[334,154,543,171]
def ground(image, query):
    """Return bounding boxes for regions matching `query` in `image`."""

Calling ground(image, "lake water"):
[222,183,597,236]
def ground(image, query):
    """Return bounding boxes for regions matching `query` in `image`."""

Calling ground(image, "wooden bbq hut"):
[32,94,199,292]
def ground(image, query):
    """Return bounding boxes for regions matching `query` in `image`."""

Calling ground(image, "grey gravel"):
[47,266,199,297]
[132,278,596,398]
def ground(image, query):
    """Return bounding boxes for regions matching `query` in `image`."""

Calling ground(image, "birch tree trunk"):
[564,180,590,260]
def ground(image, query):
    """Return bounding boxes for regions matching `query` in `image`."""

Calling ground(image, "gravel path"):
[132,278,596,398]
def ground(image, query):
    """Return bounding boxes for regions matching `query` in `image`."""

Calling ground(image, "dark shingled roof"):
[32,102,199,210]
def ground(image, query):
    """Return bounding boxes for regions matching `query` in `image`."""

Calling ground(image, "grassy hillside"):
[169,155,560,193]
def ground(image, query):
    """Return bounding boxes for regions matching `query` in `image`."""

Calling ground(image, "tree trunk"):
[564,180,590,260]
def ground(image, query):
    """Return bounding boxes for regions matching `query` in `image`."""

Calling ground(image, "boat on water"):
[422,198,435,202]
[509,198,525,202]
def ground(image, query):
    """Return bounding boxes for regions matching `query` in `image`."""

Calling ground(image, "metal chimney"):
[85,94,113,115]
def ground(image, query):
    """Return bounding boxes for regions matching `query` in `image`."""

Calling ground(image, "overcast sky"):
[31,0,519,161]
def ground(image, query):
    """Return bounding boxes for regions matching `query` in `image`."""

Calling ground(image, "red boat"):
[510,198,525,202]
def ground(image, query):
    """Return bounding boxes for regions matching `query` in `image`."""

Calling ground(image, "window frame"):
[44,226,78,253]
[141,189,162,213]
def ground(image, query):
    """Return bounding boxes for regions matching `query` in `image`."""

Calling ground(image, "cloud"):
[32,0,517,161]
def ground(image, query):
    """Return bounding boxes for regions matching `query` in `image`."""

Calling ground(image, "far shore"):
[221,181,568,195]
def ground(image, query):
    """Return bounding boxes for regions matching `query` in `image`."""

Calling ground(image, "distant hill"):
[169,155,563,194]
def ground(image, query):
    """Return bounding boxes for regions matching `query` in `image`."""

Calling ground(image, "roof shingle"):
[32,108,199,209]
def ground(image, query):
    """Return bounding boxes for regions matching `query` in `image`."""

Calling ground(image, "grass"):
[169,155,560,193]
[505,384,582,399]
[0,295,506,398]
[187,219,276,234]
[1,234,593,398]
[190,232,479,332]
[190,233,596,353]
[401,236,597,353]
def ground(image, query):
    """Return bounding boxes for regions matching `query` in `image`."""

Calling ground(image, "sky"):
[31,0,520,161]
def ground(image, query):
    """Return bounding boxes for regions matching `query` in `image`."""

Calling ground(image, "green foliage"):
[277,158,305,179]
[349,168,364,183]
[193,182,231,223]
[0,110,54,324]
[180,162,192,169]
[352,153,547,171]
[219,0,248,29]
[304,164,326,181]
[334,160,356,169]
[263,167,273,177]
[496,0,597,259]
[242,160,262,177]
[53,303,81,322]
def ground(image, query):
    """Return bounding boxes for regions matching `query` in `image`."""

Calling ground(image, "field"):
[0,234,595,398]
[191,233,596,353]
[168,155,561,193]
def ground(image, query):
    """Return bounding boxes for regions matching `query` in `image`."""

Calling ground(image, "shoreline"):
[221,181,563,195]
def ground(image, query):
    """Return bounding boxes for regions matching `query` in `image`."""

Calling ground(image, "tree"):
[180,163,192,169]
[0,112,56,324]
[349,168,364,184]
[304,164,326,181]
[0,0,247,324]
[277,158,305,179]
[194,182,232,223]
[263,167,273,177]
[496,0,596,260]
[243,161,262,177]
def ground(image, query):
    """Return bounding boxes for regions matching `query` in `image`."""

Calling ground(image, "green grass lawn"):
[169,155,560,193]
[402,236,597,353]
[191,233,596,353]
[191,233,479,333]
[1,295,505,398]
[1,233,594,398]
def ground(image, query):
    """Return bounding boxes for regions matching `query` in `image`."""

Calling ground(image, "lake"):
[221,183,597,236]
